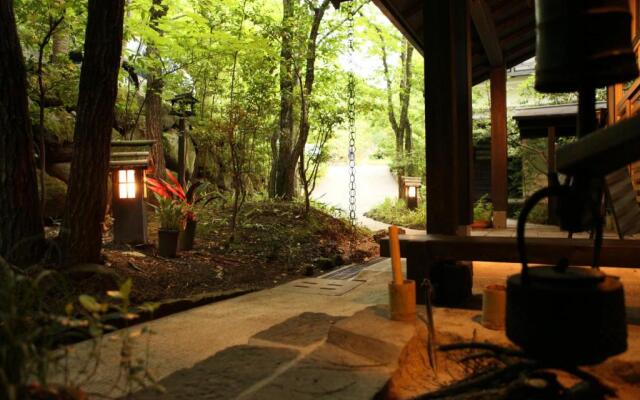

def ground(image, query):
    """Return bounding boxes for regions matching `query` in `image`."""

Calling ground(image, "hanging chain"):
[346,2,357,256]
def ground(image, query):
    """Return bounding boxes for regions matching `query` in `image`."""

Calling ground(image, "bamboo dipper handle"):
[389,225,403,284]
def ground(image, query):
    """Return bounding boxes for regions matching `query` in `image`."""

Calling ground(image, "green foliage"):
[365,198,426,229]
[473,194,493,221]
[150,194,184,230]
[0,261,160,399]
[0,266,61,398]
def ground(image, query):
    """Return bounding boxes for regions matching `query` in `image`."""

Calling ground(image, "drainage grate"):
[320,257,384,280]
[281,278,364,296]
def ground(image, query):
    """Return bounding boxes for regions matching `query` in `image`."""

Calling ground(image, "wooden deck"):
[380,223,640,304]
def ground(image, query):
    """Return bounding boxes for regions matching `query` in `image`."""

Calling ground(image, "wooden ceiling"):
[372,0,536,85]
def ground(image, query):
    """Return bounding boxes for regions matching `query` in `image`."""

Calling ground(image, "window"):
[118,169,136,199]
[408,186,417,198]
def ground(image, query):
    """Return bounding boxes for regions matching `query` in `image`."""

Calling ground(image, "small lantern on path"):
[110,140,155,244]
[402,176,422,210]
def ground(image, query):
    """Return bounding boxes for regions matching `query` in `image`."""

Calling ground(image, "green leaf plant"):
[0,256,161,399]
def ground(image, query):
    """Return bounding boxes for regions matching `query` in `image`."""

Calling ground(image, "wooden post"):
[178,117,186,187]
[490,67,508,229]
[547,126,558,224]
[425,0,472,235]
[454,2,473,233]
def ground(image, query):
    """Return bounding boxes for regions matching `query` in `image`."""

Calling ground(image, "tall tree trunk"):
[144,0,167,179]
[227,0,248,243]
[294,0,328,166]
[60,0,125,265]
[0,0,45,265]
[145,77,166,178]
[296,0,330,210]
[268,130,279,197]
[399,38,414,175]
[37,16,64,224]
[274,0,329,200]
[51,26,69,62]
[375,26,404,197]
[274,0,295,199]
[376,32,415,196]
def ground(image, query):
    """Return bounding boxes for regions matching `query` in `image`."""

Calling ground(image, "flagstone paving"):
[60,257,640,399]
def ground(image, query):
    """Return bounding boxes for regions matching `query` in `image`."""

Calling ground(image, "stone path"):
[59,257,640,399]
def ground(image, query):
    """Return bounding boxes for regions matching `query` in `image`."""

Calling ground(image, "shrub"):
[0,261,161,399]
[365,198,426,229]
[473,194,493,221]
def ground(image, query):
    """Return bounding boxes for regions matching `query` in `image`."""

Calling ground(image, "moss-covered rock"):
[163,130,196,178]
[41,172,67,219]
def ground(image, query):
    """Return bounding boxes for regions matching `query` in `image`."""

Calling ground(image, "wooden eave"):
[109,140,153,169]
[372,0,536,85]
[513,102,608,139]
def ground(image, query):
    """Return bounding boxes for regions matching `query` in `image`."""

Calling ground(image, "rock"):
[303,265,315,276]
[46,162,70,184]
[42,172,67,219]
[162,113,177,131]
[327,305,417,366]
[162,130,196,178]
[313,257,335,271]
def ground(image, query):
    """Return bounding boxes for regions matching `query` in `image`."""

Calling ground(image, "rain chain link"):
[345,1,357,256]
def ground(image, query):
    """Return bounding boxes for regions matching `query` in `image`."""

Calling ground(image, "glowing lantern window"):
[118,170,137,199]
[402,176,422,210]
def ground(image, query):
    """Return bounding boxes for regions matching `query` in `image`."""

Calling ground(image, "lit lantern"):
[402,176,422,210]
[118,170,137,199]
[110,140,154,244]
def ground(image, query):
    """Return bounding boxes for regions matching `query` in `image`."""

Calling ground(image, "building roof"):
[110,140,154,169]
[372,0,536,85]
[513,102,608,139]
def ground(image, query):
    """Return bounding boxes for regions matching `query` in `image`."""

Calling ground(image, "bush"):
[0,262,161,399]
[364,198,426,229]
[473,194,493,221]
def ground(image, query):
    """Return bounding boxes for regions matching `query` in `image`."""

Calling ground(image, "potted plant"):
[179,203,197,251]
[151,194,183,257]
[147,172,216,251]
[472,194,493,229]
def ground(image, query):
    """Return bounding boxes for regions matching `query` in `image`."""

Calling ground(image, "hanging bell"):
[535,0,639,92]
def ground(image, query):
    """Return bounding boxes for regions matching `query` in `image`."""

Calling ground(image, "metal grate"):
[320,257,384,280]
[282,278,364,296]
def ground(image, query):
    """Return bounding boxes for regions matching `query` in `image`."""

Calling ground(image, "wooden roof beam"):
[372,0,424,54]
[470,0,503,67]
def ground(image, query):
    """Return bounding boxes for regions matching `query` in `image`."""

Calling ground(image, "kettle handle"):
[516,185,603,282]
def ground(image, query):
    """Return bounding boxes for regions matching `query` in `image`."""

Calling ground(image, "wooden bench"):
[379,233,640,304]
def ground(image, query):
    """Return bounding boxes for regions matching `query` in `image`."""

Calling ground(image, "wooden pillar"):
[178,117,186,187]
[425,0,472,235]
[547,126,558,225]
[490,67,508,229]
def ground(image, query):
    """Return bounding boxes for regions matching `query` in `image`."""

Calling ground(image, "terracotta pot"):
[158,229,179,257]
[178,219,197,251]
[471,220,492,229]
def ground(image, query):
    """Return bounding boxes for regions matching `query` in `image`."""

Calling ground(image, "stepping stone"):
[327,305,417,366]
